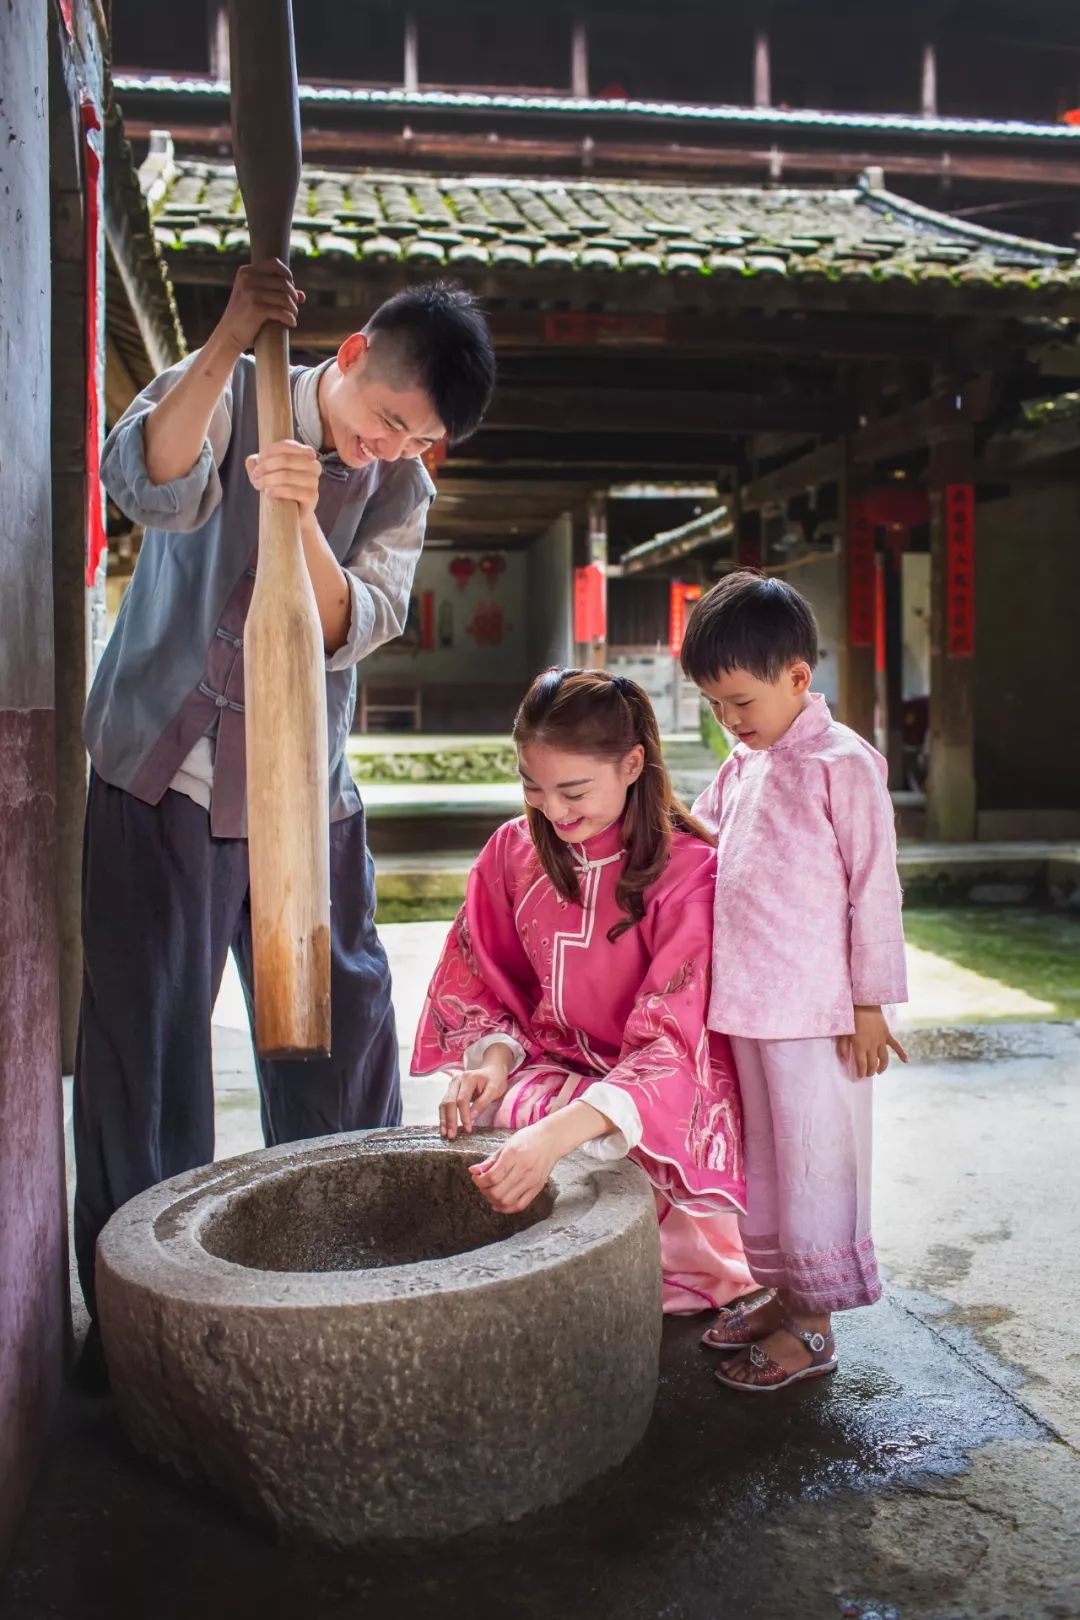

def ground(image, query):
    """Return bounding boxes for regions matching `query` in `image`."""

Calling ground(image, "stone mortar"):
[96,1126,662,1545]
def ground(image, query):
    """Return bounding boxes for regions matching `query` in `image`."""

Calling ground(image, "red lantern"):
[477,554,506,592]
[448,556,476,592]
[863,486,929,530]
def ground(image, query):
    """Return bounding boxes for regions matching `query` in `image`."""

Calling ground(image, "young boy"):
[74,260,495,1381]
[681,571,908,1391]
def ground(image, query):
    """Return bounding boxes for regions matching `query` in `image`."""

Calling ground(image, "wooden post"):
[836,444,876,742]
[403,12,419,93]
[926,370,977,841]
[753,29,771,108]
[209,0,231,80]
[587,493,608,669]
[921,42,938,118]
[571,18,589,98]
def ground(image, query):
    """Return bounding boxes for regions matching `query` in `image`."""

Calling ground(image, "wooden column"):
[571,496,607,670]
[209,0,230,80]
[753,29,771,108]
[926,371,977,841]
[50,30,96,1074]
[403,12,419,93]
[921,42,938,118]
[571,18,589,98]
[836,445,876,742]
[588,493,608,670]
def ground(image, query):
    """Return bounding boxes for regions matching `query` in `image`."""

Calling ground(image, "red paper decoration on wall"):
[467,603,504,645]
[448,556,476,591]
[478,554,506,591]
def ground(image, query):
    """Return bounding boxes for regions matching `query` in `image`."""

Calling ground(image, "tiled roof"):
[141,149,1080,296]
[115,74,1080,146]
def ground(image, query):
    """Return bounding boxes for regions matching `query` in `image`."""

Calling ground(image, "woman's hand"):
[838,1004,909,1078]
[439,1054,513,1140]
[469,1100,614,1214]
[469,1119,563,1214]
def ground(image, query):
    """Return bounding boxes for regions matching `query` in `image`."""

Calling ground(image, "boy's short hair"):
[680,570,819,684]
[365,282,495,444]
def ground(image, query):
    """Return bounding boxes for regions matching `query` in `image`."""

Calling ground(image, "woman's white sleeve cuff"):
[462,1033,526,1073]
[577,1083,643,1160]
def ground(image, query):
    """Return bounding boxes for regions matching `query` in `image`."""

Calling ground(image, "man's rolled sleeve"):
[326,466,432,673]
[99,350,234,534]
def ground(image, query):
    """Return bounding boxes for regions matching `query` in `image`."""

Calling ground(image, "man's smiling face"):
[318,331,446,468]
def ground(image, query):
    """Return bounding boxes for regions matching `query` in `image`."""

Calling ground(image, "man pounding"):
[74,260,495,1386]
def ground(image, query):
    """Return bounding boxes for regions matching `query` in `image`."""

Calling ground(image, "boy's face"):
[320,334,446,468]
[697,662,812,750]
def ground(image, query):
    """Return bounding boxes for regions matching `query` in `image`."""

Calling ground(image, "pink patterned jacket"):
[693,692,908,1040]
[412,816,746,1215]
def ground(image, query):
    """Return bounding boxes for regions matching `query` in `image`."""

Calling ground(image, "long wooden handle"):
[230,0,331,1059]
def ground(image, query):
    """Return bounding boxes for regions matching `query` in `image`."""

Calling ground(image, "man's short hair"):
[365,282,495,443]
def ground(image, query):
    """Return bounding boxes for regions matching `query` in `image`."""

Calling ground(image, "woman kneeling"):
[412,667,754,1314]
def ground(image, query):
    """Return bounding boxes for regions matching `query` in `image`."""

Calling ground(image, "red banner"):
[668,582,702,658]
[420,590,435,651]
[82,98,107,587]
[574,563,607,643]
[847,497,876,648]
[945,483,975,658]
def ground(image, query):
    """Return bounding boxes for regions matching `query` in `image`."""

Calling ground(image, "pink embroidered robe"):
[412,816,753,1312]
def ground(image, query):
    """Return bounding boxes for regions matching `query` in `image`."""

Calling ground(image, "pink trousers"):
[655,1196,755,1315]
[730,1035,881,1314]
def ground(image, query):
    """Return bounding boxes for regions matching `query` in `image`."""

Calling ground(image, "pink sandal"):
[700,1289,778,1352]
[713,1319,838,1393]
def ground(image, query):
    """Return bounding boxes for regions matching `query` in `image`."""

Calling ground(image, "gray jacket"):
[88,351,434,836]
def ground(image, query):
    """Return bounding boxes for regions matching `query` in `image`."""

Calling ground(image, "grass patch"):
[376,896,462,925]
[348,741,518,786]
[905,907,1080,1021]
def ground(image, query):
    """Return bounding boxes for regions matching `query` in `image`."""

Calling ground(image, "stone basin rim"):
[97,1126,648,1309]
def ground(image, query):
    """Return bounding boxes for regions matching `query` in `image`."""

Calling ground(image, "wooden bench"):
[356,680,423,734]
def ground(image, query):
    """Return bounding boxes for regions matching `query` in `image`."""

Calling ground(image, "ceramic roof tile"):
[144,156,1079,299]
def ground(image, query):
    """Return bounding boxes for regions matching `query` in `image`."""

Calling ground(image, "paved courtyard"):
[17,917,1080,1620]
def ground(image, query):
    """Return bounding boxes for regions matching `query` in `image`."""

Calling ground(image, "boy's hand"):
[439,1059,512,1140]
[218,259,304,354]
[838,1005,909,1078]
[245,440,321,518]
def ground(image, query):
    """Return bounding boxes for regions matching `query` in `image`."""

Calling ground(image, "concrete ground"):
[10,927,1080,1620]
